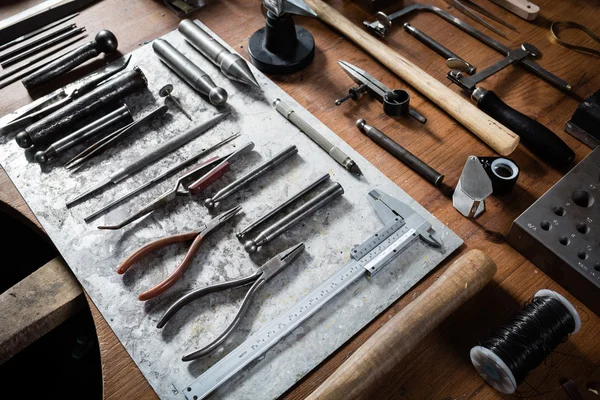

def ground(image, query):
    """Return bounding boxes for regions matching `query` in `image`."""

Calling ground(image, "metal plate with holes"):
[507,147,600,315]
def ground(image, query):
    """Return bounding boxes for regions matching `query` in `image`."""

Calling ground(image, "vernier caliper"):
[183,188,441,399]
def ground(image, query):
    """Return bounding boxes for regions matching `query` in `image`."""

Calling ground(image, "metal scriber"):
[84,133,239,222]
[0,13,78,52]
[183,189,440,400]
[97,142,254,230]
[336,60,426,124]
[244,182,344,253]
[274,99,362,175]
[0,55,131,136]
[116,206,242,301]
[66,112,229,207]
[443,0,507,38]
[158,242,305,361]
[204,145,298,209]
[236,173,330,239]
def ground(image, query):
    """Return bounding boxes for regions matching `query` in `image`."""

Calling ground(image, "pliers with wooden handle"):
[116,206,242,301]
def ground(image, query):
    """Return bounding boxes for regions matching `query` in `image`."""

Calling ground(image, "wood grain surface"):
[1,0,599,399]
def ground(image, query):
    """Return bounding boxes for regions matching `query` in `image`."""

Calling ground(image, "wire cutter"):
[157,242,305,361]
[116,206,242,301]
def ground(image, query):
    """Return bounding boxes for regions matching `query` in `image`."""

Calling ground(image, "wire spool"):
[470,289,581,394]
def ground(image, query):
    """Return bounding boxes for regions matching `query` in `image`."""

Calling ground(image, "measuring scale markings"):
[185,211,423,399]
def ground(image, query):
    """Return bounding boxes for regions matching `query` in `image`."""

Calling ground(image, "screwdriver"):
[66,111,230,207]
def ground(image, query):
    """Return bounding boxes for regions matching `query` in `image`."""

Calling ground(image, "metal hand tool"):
[0,23,80,66]
[34,104,132,164]
[488,0,538,21]
[452,0,518,31]
[453,156,493,218]
[274,99,362,175]
[403,23,476,75]
[159,84,192,121]
[356,119,443,187]
[153,38,227,106]
[446,48,575,167]
[178,19,259,88]
[565,89,600,149]
[158,242,305,361]
[0,35,87,90]
[204,145,298,209]
[363,5,571,91]
[443,0,507,38]
[248,0,317,73]
[64,105,170,170]
[22,30,119,89]
[183,188,440,400]
[236,173,330,240]
[85,133,240,222]
[16,66,147,149]
[336,60,426,124]
[305,0,519,156]
[244,182,344,253]
[0,55,131,135]
[116,206,242,301]
[0,13,78,52]
[96,142,254,230]
[66,111,230,207]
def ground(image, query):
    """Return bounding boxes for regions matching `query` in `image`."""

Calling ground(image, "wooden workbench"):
[1,0,599,398]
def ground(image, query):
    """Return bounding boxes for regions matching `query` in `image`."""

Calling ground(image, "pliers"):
[157,242,305,361]
[116,206,242,301]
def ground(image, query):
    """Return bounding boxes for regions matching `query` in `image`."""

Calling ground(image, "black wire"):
[481,296,576,385]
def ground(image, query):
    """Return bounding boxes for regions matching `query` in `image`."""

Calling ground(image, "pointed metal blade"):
[337,60,390,98]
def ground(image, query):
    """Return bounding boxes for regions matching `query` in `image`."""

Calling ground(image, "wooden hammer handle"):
[304,0,519,156]
[306,249,497,399]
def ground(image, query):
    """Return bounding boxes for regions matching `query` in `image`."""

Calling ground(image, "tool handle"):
[188,161,231,195]
[304,0,519,156]
[275,99,350,167]
[476,89,574,167]
[116,231,199,275]
[489,0,539,20]
[307,249,496,400]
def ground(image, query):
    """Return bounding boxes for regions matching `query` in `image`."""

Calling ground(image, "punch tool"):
[116,206,242,301]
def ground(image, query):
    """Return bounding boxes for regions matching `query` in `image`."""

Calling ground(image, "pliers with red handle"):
[116,206,242,301]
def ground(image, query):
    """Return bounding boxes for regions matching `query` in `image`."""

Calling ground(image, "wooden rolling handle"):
[304,0,519,156]
[307,249,497,399]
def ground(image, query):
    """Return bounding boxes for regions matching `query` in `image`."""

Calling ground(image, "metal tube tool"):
[22,30,119,89]
[158,243,306,361]
[0,55,131,135]
[178,19,259,88]
[153,38,227,106]
[204,145,298,209]
[274,98,362,175]
[66,111,230,207]
[34,104,132,164]
[244,182,344,253]
[183,189,441,399]
[15,65,146,148]
[336,61,426,124]
[356,119,443,187]
[236,173,330,240]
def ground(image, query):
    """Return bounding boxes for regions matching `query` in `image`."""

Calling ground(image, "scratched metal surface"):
[0,24,462,399]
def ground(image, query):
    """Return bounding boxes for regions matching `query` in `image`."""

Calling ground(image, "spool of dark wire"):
[470,290,581,394]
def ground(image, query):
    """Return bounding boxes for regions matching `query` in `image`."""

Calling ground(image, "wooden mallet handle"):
[306,249,497,399]
[304,0,519,156]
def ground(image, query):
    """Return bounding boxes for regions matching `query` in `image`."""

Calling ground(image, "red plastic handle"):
[188,161,231,195]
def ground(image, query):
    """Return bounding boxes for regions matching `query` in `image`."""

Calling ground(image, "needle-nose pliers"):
[157,242,305,361]
[117,206,242,301]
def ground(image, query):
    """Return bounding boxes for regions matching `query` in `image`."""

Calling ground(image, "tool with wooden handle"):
[303,0,519,156]
[307,249,497,399]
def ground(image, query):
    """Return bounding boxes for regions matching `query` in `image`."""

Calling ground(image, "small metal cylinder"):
[34,104,132,163]
[16,67,147,148]
[152,38,227,106]
[244,182,344,253]
[205,145,298,209]
[22,30,118,89]
[356,119,444,187]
